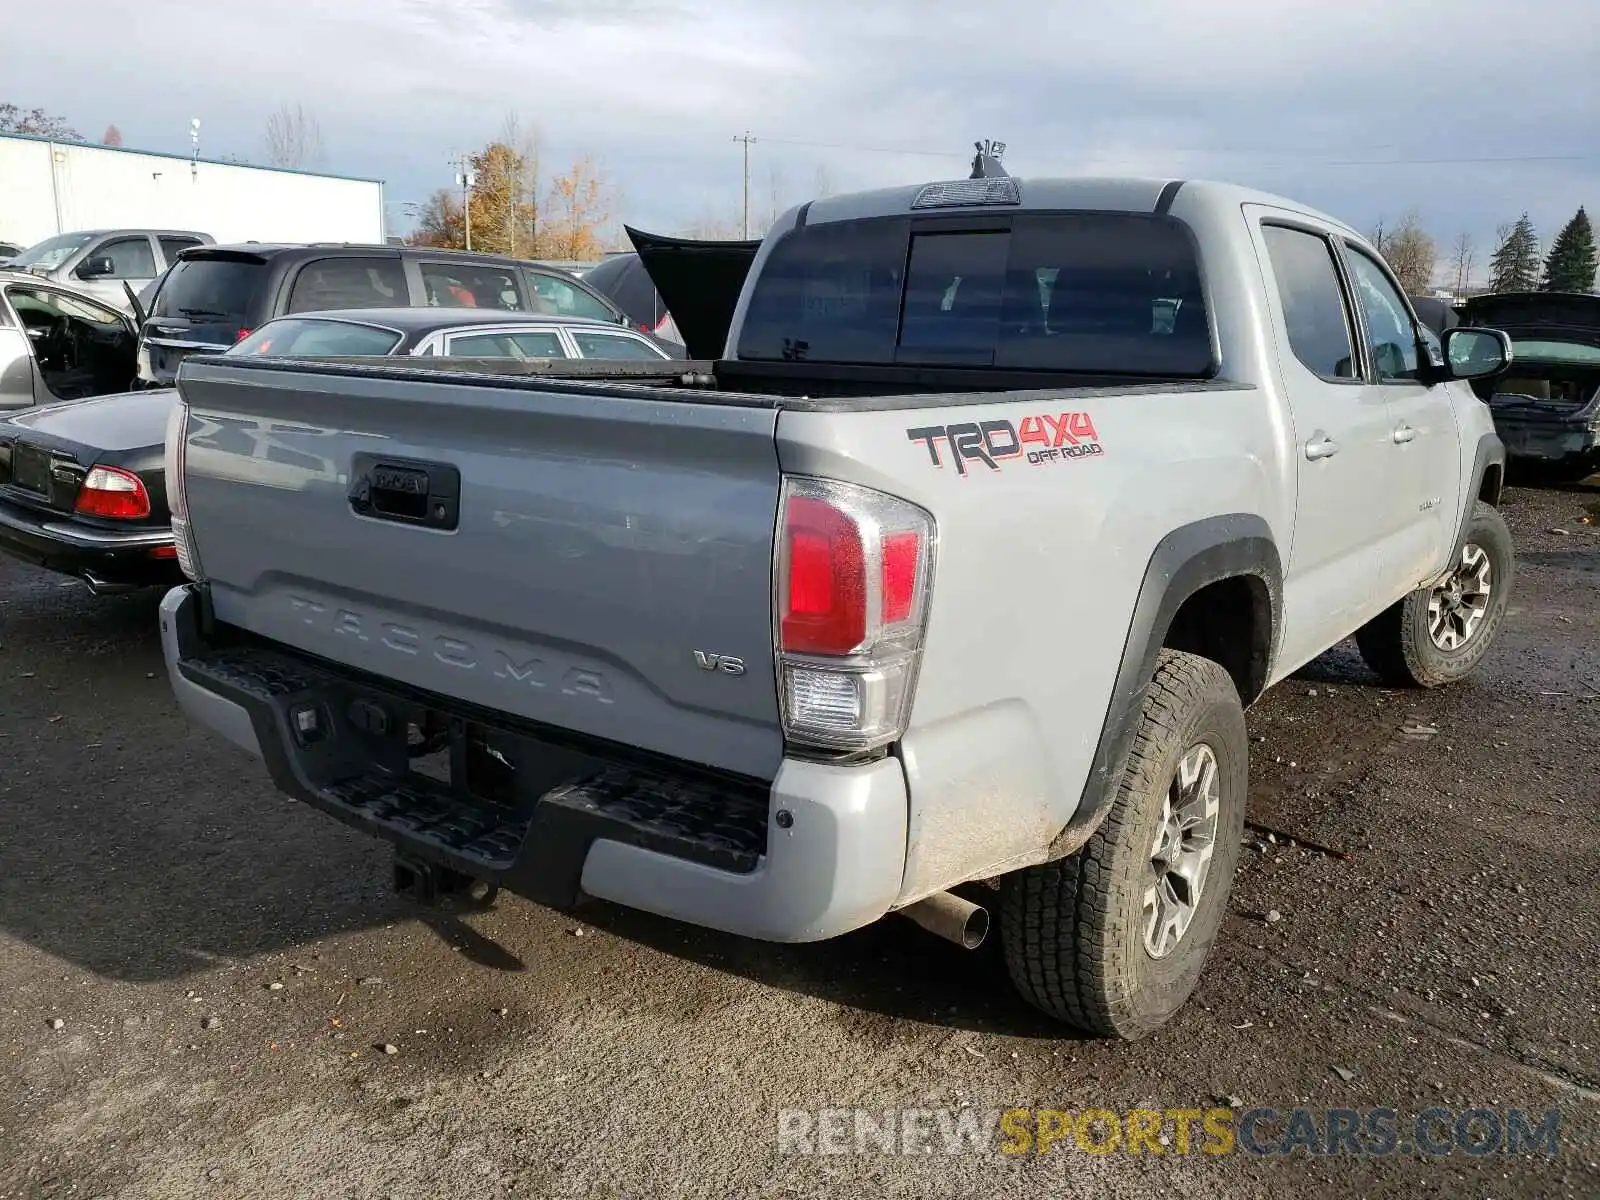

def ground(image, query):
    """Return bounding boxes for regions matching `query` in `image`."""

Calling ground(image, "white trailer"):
[0,133,386,249]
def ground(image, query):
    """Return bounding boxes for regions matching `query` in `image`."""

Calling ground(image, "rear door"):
[177,360,787,779]
[1250,212,1411,666]
[521,267,623,324]
[1337,242,1461,584]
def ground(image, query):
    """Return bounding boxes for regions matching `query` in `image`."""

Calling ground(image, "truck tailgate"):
[175,360,785,780]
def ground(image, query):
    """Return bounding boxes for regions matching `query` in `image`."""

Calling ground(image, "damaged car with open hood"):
[1459,292,1600,481]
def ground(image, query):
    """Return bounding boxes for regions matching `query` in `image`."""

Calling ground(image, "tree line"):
[1358,204,1595,297]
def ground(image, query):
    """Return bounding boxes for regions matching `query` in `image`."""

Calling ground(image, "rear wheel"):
[1000,650,1247,1040]
[1355,502,1514,688]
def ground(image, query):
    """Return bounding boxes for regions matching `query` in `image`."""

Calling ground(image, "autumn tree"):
[410,189,466,248]
[443,141,541,256]
[264,103,325,168]
[1539,207,1597,293]
[0,103,81,139]
[542,155,614,260]
[101,124,123,147]
[1370,209,1436,293]
[1487,214,1541,293]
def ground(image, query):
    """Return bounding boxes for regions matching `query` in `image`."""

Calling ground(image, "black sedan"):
[0,309,681,594]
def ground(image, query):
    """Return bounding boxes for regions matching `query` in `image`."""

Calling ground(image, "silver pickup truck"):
[159,173,1516,1039]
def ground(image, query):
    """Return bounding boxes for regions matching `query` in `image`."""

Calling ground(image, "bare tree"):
[0,103,81,139]
[1448,233,1475,295]
[1370,208,1437,293]
[812,163,836,199]
[264,103,326,169]
[498,111,543,255]
[101,123,123,147]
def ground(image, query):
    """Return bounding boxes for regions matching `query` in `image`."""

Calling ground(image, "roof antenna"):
[969,139,1009,179]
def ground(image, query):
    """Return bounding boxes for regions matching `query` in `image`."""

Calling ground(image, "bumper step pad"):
[179,646,769,883]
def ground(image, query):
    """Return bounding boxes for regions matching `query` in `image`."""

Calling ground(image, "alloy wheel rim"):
[1428,542,1492,651]
[1142,742,1220,960]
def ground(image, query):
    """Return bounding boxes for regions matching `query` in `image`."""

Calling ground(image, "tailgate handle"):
[348,453,460,531]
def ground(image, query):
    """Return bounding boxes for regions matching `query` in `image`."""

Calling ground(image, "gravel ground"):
[1,484,1597,1199]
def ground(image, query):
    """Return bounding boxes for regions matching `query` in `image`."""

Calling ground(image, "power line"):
[737,134,1593,169]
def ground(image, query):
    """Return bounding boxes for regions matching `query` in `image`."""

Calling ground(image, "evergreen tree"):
[1539,207,1597,293]
[1487,214,1541,293]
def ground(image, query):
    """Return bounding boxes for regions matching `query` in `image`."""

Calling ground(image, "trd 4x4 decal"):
[907,412,1103,475]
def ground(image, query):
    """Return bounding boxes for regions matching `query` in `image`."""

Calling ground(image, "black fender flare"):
[1448,432,1506,560]
[1047,513,1282,859]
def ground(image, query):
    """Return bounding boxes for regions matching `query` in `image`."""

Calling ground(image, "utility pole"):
[734,131,757,238]
[452,152,477,251]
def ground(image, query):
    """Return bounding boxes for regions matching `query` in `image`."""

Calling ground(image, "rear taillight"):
[776,477,935,752]
[163,398,204,581]
[234,328,252,343]
[74,466,151,519]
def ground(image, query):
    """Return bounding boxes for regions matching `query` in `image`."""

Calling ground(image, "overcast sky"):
[8,0,1597,266]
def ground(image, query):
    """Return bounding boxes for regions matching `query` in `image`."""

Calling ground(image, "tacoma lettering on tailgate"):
[286,596,614,702]
[907,412,1103,475]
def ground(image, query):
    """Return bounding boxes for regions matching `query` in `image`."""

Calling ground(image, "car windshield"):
[9,232,95,270]
[230,318,401,357]
[737,213,1214,376]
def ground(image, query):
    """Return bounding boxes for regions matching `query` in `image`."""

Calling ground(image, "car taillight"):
[234,328,251,342]
[74,466,151,519]
[163,397,204,581]
[775,477,936,752]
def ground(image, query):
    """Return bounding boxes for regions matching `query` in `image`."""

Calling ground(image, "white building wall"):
[0,135,385,248]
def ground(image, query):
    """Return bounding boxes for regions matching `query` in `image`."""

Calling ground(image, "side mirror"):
[77,255,116,280]
[1440,326,1512,382]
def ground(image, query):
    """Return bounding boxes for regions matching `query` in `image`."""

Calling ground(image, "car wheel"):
[1000,649,1248,1040]
[1355,502,1514,688]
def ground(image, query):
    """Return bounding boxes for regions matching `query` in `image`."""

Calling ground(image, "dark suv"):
[135,243,631,387]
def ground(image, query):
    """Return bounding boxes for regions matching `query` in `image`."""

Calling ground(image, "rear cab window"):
[231,318,401,357]
[736,213,1214,376]
[286,257,407,314]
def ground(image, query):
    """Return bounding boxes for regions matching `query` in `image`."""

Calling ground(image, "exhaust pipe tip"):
[82,572,140,597]
[899,890,989,950]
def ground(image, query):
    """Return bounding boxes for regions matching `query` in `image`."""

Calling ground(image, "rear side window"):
[160,237,203,264]
[287,257,406,314]
[568,329,668,360]
[1261,226,1358,381]
[420,263,522,311]
[231,318,401,357]
[151,258,263,324]
[525,270,616,322]
[737,214,1213,375]
[446,330,568,357]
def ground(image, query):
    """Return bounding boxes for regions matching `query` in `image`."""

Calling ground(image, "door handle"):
[1304,432,1339,461]
[1392,423,1417,444]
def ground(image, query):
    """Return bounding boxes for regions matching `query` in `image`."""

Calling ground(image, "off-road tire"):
[1354,501,1514,688]
[999,649,1247,1040]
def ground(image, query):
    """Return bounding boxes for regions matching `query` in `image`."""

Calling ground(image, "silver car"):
[0,269,139,410]
[1,229,213,313]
